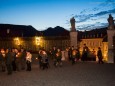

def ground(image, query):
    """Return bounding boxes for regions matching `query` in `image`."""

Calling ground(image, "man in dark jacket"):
[5,49,13,75]
[82,44,89,61]
[51,46,57,67]
[20,49,26,70]
[11,49,16,71]
[97,47,103,64]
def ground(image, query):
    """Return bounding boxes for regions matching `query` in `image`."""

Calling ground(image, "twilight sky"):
[0,0,115,31]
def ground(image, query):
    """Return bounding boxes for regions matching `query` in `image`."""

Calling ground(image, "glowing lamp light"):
[35,37,41,45]
[14,37,21,45]
[104,54,107,57]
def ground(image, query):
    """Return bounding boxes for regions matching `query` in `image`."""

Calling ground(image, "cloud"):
[66,0,115,31]
[99,0,115,8]
[75,8,115,23]
[95,11,109,16]
[77,23,108,31]
[95,9,115,16]
[74,14,94,23]
[71,0,115,30]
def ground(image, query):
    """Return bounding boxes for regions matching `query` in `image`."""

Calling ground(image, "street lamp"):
[35,37,41,46]
[14,37,20,45]
[14,37,21,49]
[35,36,42,51]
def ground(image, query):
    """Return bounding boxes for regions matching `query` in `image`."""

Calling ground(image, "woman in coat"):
[26,51,32,71]
[41,50,49,70]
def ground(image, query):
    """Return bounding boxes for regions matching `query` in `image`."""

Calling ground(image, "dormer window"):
[82,35,84,38]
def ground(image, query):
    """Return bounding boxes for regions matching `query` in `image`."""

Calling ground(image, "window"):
[97,34,98,38]
[101,34,103,37]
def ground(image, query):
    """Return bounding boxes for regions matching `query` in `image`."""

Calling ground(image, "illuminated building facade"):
[78,28,108,62]
[0,24,108,62]
[0,15,115,63]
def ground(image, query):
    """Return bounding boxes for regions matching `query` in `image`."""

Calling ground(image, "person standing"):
[51,46,57,67]
[5,49,13,75]
[82,44,89,61]
[20,49,26,70]
[26,51,32,71]
[41,50,49,70]
[71,49,77,65]
[11,49,16,71]
[52,46,57,59]
[0,49,6,72]
[0,49,2,72]
[15,49,21,71]
[68,46,72,61]
[97,47,104,64]
[38,49,43,69]
[55,48,62,67]
[64,48,69,61]
[92,49,96,61]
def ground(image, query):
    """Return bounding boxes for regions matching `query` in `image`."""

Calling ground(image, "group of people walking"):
[81,44,104,64]
[0,45,104,75]
[68,46,80,65]
[37,47,63,70]
[37,45,104,70]
[38,49,49,70]
[0,48,32,75]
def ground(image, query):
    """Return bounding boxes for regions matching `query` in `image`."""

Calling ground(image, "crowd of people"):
[0,44,104,75]
[0,48,32,75]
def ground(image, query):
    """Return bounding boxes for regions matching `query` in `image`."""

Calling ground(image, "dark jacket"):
[5,52,12,65]
[97,50,102,58]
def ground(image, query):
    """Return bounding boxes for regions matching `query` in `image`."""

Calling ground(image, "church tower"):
[70,17,78,47]
[107,14,115,63]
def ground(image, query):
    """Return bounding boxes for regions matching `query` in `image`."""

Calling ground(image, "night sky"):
[0,0,115,31]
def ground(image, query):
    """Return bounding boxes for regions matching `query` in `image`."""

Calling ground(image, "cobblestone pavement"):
[0,61,115,86]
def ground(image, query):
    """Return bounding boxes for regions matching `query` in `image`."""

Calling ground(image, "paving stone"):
[0,61,115,86]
